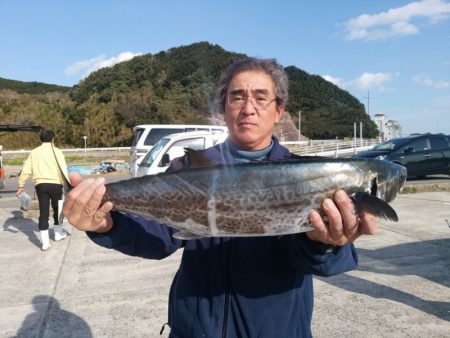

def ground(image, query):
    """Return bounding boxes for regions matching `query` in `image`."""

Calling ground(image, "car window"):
[172,137,206,151]
[406,138,428,152]
[144,128,184,146]
[372,138,406,150]
[429,137,449,150]
[140,138,171,167]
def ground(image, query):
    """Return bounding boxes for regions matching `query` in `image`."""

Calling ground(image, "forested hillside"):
[0,78,70,94]
[0,42,378,149]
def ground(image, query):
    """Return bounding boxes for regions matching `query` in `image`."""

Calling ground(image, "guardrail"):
[283,139,380,158]
[2,139,380,159]
[2,147,131,156]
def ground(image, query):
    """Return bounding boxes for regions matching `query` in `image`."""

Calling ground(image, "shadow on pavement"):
[2,210,41,249]
[356,238,450,289]
[318,238,450,322]
[16,295,93,337]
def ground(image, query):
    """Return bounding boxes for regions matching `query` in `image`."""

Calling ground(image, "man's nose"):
[241,98,257,114]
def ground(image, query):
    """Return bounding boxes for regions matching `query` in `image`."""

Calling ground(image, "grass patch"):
[64,154,129,165]
[2,158,26,166]
[401,183,450,194]
[3,153,129,166]
[401,186,418,194]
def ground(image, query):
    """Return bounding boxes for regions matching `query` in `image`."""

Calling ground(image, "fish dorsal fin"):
[285,154,324,160]
[185,148,217,168]
[353,192,399,222]
[173,230,204,240]
[280,154,330,162]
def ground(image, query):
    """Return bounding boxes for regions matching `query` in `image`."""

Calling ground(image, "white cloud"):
[323,72,397,91]
[64,51,142,79]
[350,72,397,90]
[413,74,450,88]
[322,74,343,86]
[345,0,450,41]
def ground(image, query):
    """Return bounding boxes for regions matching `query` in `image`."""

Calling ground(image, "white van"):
[130,124,228,176]
[136,130,224,177]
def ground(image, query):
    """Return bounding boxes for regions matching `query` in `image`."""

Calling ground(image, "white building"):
[373,113,402,140]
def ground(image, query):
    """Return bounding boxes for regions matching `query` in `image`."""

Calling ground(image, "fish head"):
[368,160,407,202]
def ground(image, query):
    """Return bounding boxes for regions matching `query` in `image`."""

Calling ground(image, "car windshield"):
[372,138,409,151]
[140,138,170,167]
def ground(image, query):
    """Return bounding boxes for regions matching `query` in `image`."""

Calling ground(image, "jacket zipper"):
[221,240,231,338]
[221,288,230,338]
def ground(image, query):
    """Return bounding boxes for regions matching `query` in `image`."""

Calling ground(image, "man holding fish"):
[63,58,381,337]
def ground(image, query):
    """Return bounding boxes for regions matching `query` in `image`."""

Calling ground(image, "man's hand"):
[62,172,114,233]
[16,187,24,197]
[307,189,377,246]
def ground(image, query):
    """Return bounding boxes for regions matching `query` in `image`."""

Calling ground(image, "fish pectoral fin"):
[352,192,399,222]
[173,230,205,240]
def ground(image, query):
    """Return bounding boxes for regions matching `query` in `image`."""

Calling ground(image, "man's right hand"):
[62,172,114,233]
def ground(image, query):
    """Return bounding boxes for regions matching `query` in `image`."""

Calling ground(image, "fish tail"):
[352,192,398,222]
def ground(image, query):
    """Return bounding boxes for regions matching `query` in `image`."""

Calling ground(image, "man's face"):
[224,70,284,151]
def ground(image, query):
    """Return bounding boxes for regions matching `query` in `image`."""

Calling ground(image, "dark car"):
[352,134,450,178]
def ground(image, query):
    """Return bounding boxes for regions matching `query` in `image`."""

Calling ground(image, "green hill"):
[0,42,378,149]
[0,77,70,94]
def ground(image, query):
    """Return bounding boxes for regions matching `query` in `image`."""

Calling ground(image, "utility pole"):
[83,135,87,152]
[360,122,363,146]
[298,110,302,142]
[364,90,371,115]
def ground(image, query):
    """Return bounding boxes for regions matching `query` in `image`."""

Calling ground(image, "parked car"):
[352,133,450,178]
[129,124,228,177]
[136,130,226,177]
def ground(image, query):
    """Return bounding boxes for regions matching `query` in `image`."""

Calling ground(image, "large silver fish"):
[103,151,407,240]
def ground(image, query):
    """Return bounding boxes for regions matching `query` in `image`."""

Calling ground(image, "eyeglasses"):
[227,89,276,111]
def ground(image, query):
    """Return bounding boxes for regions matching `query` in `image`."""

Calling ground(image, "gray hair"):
[215,57,289,113]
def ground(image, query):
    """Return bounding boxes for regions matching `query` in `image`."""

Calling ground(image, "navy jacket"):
[88,137,358,338]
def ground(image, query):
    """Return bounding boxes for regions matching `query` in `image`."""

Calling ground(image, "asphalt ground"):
[0,172,449,337]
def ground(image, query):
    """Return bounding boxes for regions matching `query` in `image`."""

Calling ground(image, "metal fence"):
[2,147,131,156]
[283,139,380,157]
[2,139,380,159]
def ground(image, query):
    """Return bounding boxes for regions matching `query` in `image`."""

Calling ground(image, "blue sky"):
[1,0,449,135]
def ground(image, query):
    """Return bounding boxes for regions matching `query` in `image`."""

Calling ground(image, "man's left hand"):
[307,189,377,246]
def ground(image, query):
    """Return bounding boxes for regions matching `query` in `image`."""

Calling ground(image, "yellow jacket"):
[18,142,69,188]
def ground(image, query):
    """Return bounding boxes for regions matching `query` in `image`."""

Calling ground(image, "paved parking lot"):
[0,173,449,337]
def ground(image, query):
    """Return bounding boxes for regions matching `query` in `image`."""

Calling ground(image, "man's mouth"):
[238,121,257,127]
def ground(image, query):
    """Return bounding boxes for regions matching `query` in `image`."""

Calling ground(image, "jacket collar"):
[211,136,291,164]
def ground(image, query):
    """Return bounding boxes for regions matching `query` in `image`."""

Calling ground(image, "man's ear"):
[275,105,284,123]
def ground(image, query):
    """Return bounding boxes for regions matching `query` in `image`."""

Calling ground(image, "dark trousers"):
[35,183,63,230]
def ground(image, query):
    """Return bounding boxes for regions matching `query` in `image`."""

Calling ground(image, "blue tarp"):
[67,165,95,175]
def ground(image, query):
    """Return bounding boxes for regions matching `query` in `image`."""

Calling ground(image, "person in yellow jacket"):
[16,129,70,251]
